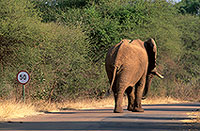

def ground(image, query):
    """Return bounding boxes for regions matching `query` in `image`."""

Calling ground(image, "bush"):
[0,0,199,102]
[0,0,108,101]
[0,0,43,99]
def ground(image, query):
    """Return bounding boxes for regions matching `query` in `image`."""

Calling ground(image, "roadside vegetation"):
[0,0,199,119]
[0,96,188,120]
[0,100,38,120]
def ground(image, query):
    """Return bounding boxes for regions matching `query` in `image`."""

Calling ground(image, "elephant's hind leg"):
[133,76,146,112]
[113,91,124,113]
[113,84,127,113]
[125,86,135,111]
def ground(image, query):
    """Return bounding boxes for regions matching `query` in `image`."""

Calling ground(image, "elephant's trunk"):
[142,69,164,100]
[142,74,153,100]
[143,38,164,99]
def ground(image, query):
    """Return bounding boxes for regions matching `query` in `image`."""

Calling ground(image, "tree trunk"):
[48,81,57,103]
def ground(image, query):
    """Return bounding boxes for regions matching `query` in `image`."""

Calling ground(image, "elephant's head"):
[143,38,164,99]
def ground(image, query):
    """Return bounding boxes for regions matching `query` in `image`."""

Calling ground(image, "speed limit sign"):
[17,70,30,85]
[17,70,30,102]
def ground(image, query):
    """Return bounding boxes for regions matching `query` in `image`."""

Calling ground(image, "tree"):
[176,0,200,15]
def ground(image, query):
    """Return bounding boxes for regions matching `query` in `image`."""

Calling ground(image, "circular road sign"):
[17,71,30,85]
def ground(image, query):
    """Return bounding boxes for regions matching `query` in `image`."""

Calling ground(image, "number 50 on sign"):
[17,71,30,85]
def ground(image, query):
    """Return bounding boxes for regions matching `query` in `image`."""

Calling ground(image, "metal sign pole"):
[22,85,25,103]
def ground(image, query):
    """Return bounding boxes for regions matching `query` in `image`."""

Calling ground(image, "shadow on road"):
[1,121,199,130]
[143,103,200,112]
[110,115,192,121]
[144,103,200,107]
[46,103,200,114]
[144,108,197,112]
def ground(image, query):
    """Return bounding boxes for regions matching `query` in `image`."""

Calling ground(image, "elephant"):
[105,38,163,113]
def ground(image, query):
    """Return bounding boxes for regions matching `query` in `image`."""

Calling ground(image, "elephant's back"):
[127,40,147,58]
[105,39,148,69]
[118,40,147,64]
[124,41,148,69]
[105,39,131,67]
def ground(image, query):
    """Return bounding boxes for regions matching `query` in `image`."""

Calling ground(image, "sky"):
[174,0,182,2]
[166,0,182,4]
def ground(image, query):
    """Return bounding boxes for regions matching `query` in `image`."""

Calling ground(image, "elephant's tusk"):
[155,72,164,79]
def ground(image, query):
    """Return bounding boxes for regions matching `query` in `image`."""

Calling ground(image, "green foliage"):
[0,0,199,101]
[57,0,183,63]
[0,0,43,98]
[176,0,200,15]
[176,15,200,82]
[0,0,108,101]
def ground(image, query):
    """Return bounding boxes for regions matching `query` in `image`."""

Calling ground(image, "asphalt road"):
[1,103,200,131]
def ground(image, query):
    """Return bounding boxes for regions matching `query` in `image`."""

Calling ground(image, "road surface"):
[1,103,200,131]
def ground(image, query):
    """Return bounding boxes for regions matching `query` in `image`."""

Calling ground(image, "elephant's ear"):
[144,38,157,72]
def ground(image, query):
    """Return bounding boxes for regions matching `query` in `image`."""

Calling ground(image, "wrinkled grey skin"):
[105,38,163,113]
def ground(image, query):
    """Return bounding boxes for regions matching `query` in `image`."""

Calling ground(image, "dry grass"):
[0,100,40,121]
[0,97,190,120]
[142,96,188,104]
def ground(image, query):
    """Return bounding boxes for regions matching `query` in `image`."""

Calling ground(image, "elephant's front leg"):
[133,76,146,112]
[125,86,135,111]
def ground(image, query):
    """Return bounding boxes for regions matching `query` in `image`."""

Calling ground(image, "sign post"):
[22,85,25,102]
[17,71,30,103]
